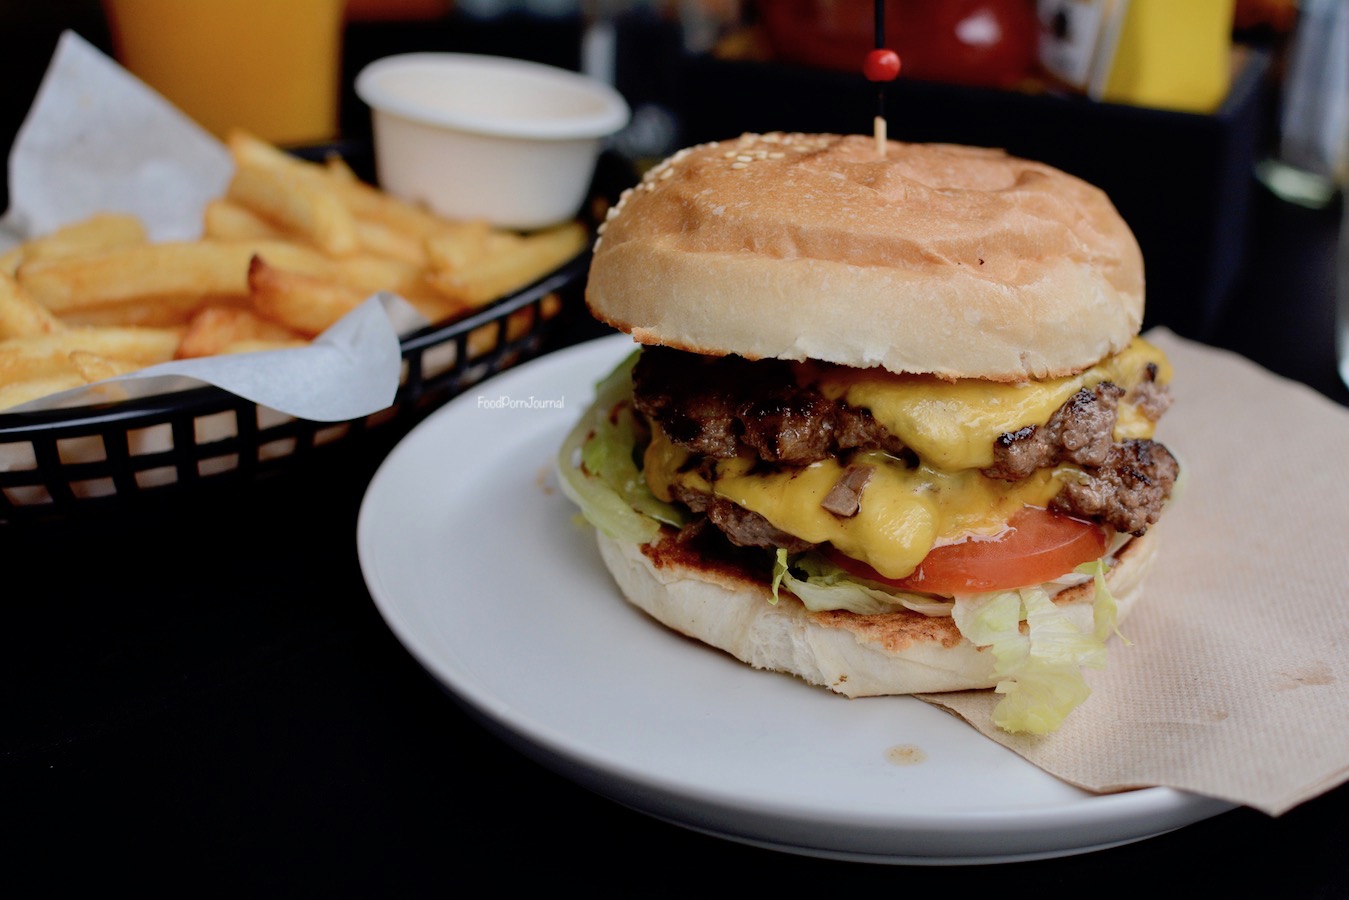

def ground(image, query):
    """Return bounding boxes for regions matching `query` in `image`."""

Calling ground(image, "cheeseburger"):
[558,133,1178,734]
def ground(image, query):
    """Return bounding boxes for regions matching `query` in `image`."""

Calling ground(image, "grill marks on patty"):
[631,347,1176,547]
[984,382,1125,480]
[983,362,1177,535]
[632,347,908,464]
[1053,440,1179,535]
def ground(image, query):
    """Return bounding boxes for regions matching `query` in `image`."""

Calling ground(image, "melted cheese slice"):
[813,337,1171,471]
[646,436,1072,579]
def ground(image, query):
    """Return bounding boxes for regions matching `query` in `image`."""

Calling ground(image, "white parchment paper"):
[1,31,408,422]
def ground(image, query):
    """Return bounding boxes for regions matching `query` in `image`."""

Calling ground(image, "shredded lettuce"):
[1076,558,1131,644]
[952,574,1122,735]
[556,351,685,543]
[771,550,953,616]
[771,549,791,603]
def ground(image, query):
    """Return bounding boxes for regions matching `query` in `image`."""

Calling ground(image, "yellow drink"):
[103,0,345,145]
[1100,0,1236,114]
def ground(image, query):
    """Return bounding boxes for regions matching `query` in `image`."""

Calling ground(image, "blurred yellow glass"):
[103,0,345,145]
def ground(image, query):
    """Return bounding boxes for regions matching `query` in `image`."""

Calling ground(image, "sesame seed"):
[730,162,747,169]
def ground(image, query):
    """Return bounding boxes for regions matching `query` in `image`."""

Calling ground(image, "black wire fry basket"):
[0,149,629,524]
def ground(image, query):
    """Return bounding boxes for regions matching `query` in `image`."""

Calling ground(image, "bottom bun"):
[595,528,1158,697]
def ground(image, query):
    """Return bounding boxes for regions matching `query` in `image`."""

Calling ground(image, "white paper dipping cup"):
[355,53,630,231]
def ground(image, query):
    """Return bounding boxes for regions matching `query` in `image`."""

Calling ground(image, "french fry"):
[0,351,140,411]
[228,129,488,257]
[248,256,367,337]
[17,239,332,314]
[0,373,88,411]
[327,173,454,243]
[58,294,247,328]
[0,245,22,277]
[427,222,587,307]
[231,130,356,182]
[67,350,142,383]
[423,221,495,273]
[328,255,467,324]
[354,217,428,266]
[17,242,250,311]
[231,130,428,244]
[202,198,288,241]
[329,254,440,303]
[177,306,305,358]
[6,213,148,270]
[323,154,360,183]
[0,326,181,383]
[0,271,65,338]
[239,239,337,277]
[226,163,360,257]
[227,129,318,178]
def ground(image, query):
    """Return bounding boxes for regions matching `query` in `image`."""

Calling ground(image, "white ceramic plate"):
[357,334,1233,865]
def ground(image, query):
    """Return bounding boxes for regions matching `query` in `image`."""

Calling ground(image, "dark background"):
[3,3,1347,895]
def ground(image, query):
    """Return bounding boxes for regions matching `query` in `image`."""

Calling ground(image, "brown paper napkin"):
[920,329,1349,816]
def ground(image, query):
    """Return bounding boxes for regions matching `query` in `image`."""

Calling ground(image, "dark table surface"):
[5,12,1349,897]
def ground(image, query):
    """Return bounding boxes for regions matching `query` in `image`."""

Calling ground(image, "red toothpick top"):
[864,48,901,83]
[867,0,898,157]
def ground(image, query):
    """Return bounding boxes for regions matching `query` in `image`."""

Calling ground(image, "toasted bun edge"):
[594,528,1158,697]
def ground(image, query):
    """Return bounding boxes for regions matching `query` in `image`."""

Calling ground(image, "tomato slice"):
[824,507,1106,596]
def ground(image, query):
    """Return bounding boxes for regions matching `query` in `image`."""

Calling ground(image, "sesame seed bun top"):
[586,133,1145,382]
